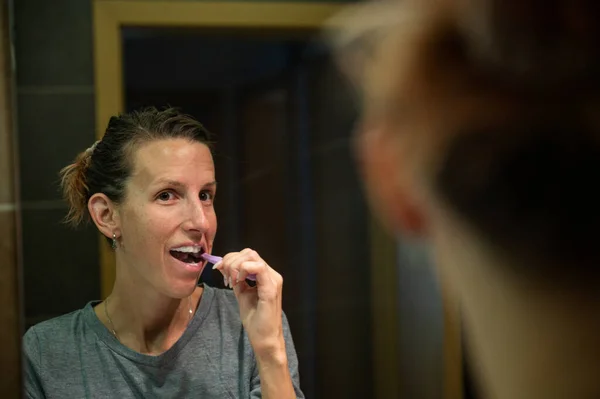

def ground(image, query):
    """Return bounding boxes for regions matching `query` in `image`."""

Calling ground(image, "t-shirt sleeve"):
[250,312,305,398]
[23,327,46,399]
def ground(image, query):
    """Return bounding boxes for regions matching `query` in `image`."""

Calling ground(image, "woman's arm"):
[250,313,304,398]
[214,248,303,398]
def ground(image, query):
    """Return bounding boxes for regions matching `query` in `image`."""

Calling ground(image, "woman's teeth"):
[171,246,203,253]
[170,246,204,263]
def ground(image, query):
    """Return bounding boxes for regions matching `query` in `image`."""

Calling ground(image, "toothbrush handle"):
[201,253,257,281]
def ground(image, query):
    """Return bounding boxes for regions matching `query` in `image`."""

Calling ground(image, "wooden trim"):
[93,2,121,300]
[92,0,346,296]
[369,216,400,398]
[94,1,344,28]
[443,282,464,399]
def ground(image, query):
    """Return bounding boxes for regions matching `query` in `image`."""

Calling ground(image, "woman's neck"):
[462,277,600,399]
[432,216,600,398]
[96,264,200,355]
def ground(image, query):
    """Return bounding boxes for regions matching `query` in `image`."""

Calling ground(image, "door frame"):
[92,2,462,398]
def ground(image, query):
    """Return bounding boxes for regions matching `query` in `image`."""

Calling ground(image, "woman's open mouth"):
[169,246,205,264]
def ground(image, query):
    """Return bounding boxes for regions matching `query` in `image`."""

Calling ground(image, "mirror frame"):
[92,2,463,398]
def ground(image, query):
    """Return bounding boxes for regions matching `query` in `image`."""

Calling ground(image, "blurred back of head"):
[327,2,600,397]
[327,0,600,288]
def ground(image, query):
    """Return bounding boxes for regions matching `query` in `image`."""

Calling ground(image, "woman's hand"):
[214,249,296,398]
[214,248,286,357]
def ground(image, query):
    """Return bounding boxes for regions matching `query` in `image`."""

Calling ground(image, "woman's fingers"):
[233,260,270,285]
[213,250,241,287]
[226,250,251,287]
[215,249,276,288]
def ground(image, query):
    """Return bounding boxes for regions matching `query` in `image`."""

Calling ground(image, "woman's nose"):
[183,200,209,232]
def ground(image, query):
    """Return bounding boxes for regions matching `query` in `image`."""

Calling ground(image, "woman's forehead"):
[132,138,209,162]
[129,139,214,183]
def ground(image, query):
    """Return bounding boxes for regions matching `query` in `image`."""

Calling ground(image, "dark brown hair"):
[330,0,600,281]
[60,106,212,227]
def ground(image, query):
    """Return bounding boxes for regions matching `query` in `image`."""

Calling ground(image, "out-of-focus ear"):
[354,123,428,238]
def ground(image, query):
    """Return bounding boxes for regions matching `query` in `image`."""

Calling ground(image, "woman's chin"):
[164,269,204,297]
[165,282,200,299]
[166,255,206,281]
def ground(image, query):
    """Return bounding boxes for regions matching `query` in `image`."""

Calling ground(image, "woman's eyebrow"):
[153,179,187,189]
[152,179,217,189]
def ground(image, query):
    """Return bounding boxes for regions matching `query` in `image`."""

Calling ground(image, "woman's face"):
[115,138,217,298]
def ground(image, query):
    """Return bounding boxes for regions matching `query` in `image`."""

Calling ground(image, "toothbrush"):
[200,253,257,282]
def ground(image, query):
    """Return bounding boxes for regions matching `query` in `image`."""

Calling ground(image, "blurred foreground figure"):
[328,1,600,398]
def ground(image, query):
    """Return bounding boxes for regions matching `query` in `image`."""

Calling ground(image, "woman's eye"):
[157,191,175,201]
[200,191,214,202]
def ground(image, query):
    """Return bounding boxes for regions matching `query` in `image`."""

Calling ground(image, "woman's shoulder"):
[23,303,94,354]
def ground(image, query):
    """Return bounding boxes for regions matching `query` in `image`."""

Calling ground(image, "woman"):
[329,1,600,398]
[23,107,304,398]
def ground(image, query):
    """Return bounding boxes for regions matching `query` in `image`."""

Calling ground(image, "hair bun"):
[59,147,94,226]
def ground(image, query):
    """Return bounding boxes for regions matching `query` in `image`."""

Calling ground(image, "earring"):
[111,233,118,250]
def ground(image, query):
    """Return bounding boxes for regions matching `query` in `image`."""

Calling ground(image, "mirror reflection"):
[6,2,465,398]
[18,20,400,399]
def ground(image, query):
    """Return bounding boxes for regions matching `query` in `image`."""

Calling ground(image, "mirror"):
[7,2,463,398]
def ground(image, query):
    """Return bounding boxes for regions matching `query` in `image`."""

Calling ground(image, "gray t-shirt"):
[23,284,304,398]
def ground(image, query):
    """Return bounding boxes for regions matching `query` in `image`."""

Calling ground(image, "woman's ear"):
[354,123,428,237]
[88,193,120,239]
